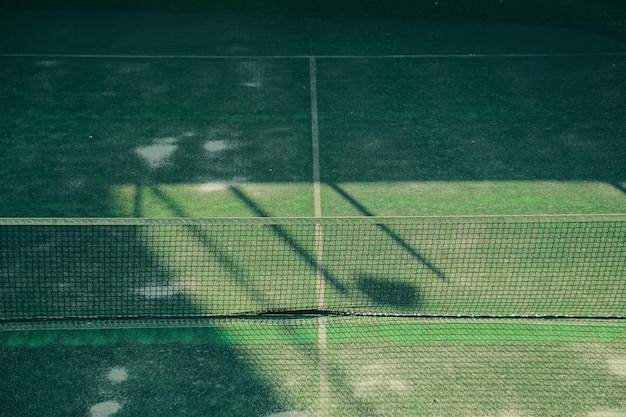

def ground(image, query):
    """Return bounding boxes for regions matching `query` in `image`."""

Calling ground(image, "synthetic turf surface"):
[2,318,626,417]
[1,4,625,417]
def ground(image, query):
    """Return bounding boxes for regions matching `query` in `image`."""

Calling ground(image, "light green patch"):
[109,182,314,217]
[322,181,626,216]
[319,219,626,317]
[608,358,626,377]
[587,411,626,417]
[326,334,626,417]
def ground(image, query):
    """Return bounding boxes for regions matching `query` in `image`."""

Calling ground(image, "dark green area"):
[1,1,625,56]
[0,225,201,319]
[0,320,320,347]
[0,58,311,216]
[1,0,624,32]
[0,340,286,417]
[3,318,625,417]
[318,56,626,183]
[0,320,321,416]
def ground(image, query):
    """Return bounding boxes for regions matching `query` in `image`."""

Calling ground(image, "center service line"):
[309,56,329,417]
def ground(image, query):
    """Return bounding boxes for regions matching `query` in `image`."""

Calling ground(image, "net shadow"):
[612,181,626,195]
[146,184,315,312]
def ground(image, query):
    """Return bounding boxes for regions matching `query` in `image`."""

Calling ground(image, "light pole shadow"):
[328,183,446,281]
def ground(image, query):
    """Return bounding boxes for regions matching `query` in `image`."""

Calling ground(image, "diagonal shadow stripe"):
[328,183,446,280]
[611,181,626,195]
[228,185,347,293]
[147,185,278,310]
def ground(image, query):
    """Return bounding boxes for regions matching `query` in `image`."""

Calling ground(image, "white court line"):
[1,52,624,59]
[316,315,329,417]
[310,57,323,219]
[309,56,324,309]
[310,56,329,417]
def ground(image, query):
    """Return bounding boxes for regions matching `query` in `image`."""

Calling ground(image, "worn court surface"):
[1,318,626,417]
[1,3,626,417]
[1,6,626,217]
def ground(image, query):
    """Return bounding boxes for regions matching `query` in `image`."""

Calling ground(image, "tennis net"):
[1,215,624,322]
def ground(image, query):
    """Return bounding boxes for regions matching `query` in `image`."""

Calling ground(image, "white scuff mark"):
[588,411,626,417]
[196,182,231,192]
[135,137,178,169]
[134,284,180,298]
[608,358,626,377]
[90,401,121,417]
[106,367,128,383]
[203,140,229,153]
[353,364,410,399]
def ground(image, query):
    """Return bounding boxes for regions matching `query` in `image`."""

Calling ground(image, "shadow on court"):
[317,57,626,186]
[144,184,328,311]
[0,330,286,417]
[228,185,348,295]
[1,38,625,218]
[358,275,421,309]
[0,57,312,217]
[0,225,295,416]
[228,185,427,313]
[0,225,200,320]
[612,182,626,195]
[328,183,446,281]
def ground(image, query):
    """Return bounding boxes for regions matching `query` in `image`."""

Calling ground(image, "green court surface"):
[317,56,626,216]
[1,2,626,417]
[1,318,626,417]
[0,58,314,217]
[2,218,624,320]
[1,5,625,218]
[1,54,625,217]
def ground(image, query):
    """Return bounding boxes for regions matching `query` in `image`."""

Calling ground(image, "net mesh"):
[1,216,624,321]
[1,216,626,416]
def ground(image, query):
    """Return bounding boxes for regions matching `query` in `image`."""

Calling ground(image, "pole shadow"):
[611,181,626,195]
[229,185,347,294]
[131,185,389,414]
[0,192,297,417]
[328,183,446,280]
[145,185,299,311]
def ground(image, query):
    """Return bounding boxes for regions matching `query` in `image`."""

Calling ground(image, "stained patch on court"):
[608,358,626,377]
